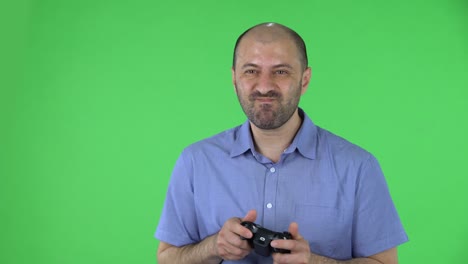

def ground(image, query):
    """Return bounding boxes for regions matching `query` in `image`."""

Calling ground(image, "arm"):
[271,222,399,264]
[157,236,221,264]
[308,247,397,264]
[157,210,257,264]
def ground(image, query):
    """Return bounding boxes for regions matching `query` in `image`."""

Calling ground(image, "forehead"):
[236,34,301,68]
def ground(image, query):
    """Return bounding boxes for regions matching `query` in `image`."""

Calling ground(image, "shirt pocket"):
[294,204,344,257]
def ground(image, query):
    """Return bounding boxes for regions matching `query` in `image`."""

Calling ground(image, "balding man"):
[155,23,408,264]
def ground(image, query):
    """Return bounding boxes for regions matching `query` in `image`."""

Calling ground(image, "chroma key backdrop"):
[1,0,467,263]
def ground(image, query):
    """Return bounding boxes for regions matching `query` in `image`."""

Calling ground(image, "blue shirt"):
[155,109,408,262]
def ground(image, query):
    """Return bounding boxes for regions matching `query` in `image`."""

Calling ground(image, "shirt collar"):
[230,120,255,158]
[230,108,318,160]
[286,108,317,160]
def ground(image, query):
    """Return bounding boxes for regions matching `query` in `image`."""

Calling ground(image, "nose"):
[255,72,276,94]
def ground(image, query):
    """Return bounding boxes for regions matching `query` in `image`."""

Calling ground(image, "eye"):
[244,69,257,74]
[275,70,288,75]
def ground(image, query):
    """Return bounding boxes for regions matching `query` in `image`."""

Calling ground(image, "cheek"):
[235,79,254,93]
[285,82,303,99]
[234,85,248,100]
[237,77,255,86]
[276,77,296,88]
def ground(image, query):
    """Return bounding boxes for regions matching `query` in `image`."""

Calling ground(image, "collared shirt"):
[155,109,408,262]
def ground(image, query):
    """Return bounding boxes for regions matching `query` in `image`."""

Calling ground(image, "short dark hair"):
[232,22,308,70]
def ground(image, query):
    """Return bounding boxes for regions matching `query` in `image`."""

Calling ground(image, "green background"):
[1,0,467,263]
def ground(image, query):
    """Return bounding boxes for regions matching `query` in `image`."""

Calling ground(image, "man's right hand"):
[213,210,257,261]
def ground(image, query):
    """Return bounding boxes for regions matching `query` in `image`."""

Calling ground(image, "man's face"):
[232,35,311,130]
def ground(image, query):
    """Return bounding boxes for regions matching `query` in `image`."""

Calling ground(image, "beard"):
[236,83,302,130]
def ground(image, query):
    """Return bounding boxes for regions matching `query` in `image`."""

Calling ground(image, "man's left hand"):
[270,222,311,264]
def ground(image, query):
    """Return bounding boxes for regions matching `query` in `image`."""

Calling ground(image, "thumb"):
[288,222,303,240]
[242,209,257,223]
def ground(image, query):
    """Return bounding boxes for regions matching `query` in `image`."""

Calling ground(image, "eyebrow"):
[241,63,294,69]
[241,63,260,69]
[272,64,293,69]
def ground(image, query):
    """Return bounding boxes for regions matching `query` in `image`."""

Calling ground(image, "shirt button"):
[270,167,276,173]
[266,203,273,209]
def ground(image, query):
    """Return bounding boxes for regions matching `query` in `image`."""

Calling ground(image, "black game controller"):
[240,221,292,257]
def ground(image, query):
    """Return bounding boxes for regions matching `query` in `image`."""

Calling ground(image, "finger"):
[228,220,253,239]
[225,232,252,250]
[241,209,257,222]
[216,231,251,260]
[271,222,305,251]
[220,247,251,261]
[222,232,252,258]
[237,210,257,239]
[270,238,295,251]
[288,222,303,240]
[222,242,251,258]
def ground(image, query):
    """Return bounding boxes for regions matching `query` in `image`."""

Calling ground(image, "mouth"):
[255,97,276,103]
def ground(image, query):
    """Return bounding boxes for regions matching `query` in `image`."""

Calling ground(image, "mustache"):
[249,90,282,101]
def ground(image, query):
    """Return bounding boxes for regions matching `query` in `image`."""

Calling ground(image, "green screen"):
[2,0,467,263]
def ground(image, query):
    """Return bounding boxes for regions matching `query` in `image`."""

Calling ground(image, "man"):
[155,22,408,264]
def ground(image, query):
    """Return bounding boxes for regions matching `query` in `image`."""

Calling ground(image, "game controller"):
[240,221,292,257]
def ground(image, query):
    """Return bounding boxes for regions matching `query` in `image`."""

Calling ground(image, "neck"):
[250,109,302,163]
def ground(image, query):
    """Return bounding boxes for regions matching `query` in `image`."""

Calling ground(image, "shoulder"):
[182,124,242,156]
[315,126,375,164]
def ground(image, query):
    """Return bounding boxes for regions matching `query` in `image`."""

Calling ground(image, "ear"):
[231,67,237,92]
[300,67,312,95]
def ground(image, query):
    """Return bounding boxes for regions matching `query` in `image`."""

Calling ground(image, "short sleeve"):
[352,155,408,257]
[155,150,200,246]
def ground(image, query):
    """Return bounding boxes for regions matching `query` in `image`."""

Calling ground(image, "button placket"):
[264,165,278,228]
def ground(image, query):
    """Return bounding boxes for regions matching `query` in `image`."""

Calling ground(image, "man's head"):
[232,22,311,130]
[233,23,308,71]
